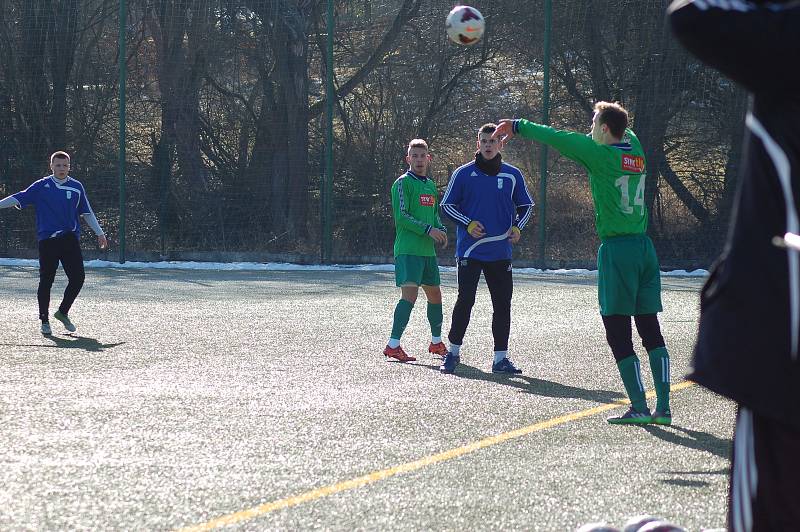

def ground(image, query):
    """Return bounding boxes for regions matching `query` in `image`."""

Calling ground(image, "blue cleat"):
[440,352,460,374]
[491,357,522,374]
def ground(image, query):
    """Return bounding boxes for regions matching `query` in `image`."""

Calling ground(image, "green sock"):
[427,302,443,338]
[616,355,648,413]
[648,346,671,412]
[390,299,414,340]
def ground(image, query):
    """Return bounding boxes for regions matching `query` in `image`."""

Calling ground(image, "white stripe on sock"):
[634,359,644,392]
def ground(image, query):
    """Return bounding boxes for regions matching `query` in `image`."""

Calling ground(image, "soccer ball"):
[445,5,485,46]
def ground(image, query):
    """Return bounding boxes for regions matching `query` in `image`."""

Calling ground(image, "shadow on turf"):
[643,424,732,461]
[661,478,712,488]
[658,467,730,489]
[48,334,125,352]
[429,362,626,404]
[0,334,126,352]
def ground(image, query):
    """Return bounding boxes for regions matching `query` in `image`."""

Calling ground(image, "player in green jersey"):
[384,139,449,363]
[493,102,671,425]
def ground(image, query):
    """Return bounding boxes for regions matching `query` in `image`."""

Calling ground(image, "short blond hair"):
[407,139,428,153]
[50,151,71,164]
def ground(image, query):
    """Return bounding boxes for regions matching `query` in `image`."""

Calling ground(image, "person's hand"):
[98,235,108,250]
[429,228,447,246]
[493,120,516,145]
[508,226,521,244]
[467,220,486,239]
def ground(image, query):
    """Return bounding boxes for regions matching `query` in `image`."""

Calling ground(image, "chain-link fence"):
[0,1,743,269]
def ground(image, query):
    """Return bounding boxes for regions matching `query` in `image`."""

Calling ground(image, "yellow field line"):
[179,380,695,531]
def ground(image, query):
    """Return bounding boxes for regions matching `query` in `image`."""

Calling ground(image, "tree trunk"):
[146,0,213,247]
[251,0,312,238]
[48,0,80,150]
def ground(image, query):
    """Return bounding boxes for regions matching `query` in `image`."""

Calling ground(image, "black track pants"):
[37,232,85,321]
[448,258,513,352]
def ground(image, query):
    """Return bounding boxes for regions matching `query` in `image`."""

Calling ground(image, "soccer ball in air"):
[446,5,485,46]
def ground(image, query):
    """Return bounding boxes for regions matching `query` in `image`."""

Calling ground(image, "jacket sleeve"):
[440,169,472,227]
[391,178,431,236]
[0,195,21,209]
[512,169,534,230]
[668,0,800,94]
[11,181,39,208]
[77,182,92,215]
[433,190,447,232]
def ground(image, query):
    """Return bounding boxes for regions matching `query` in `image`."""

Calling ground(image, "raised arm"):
[495,119,603,171]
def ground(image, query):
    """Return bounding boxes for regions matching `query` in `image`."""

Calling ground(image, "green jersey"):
[516,120,648,240]
[391,171,446,257]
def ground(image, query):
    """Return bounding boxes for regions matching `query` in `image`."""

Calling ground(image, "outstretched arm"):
[493,119,601,170]
[0,196,21,209]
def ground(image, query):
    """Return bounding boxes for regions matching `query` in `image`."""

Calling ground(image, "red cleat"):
[428,341,448,358]
[383,345,416,362]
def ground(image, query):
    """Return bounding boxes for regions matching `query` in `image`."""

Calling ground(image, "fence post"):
[322,0,335,263]
[118,0,127,263]
[537,0,552,268]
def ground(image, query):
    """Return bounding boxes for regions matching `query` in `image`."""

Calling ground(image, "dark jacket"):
[669,0,800,428]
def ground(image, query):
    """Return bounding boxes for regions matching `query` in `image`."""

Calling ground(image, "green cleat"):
[607,407,651,425]
[651,409,672,426]
[53,310,76,332]
[41,322,52,335]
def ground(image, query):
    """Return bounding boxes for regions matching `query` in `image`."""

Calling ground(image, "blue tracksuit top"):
[12,175,94,241]
[441,161,533,260]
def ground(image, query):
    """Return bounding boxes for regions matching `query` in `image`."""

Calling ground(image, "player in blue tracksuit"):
[439,123,534,374]
[0,151,108,335]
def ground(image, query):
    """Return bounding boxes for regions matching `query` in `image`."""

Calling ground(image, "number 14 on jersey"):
[615,174,645,216]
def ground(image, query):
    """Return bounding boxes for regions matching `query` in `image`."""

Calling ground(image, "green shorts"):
[394,254,441,287]
[597,234,663,316]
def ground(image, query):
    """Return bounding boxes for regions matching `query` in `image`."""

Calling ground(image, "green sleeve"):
[391,178,429,235]
[433,190,446,232]
[515,119,603,172]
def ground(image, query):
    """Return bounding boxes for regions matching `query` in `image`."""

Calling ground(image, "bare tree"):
[141,0,217,247]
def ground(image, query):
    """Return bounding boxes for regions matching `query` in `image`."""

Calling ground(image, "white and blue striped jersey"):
[13,175,96,241]
[441,161,533,260]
